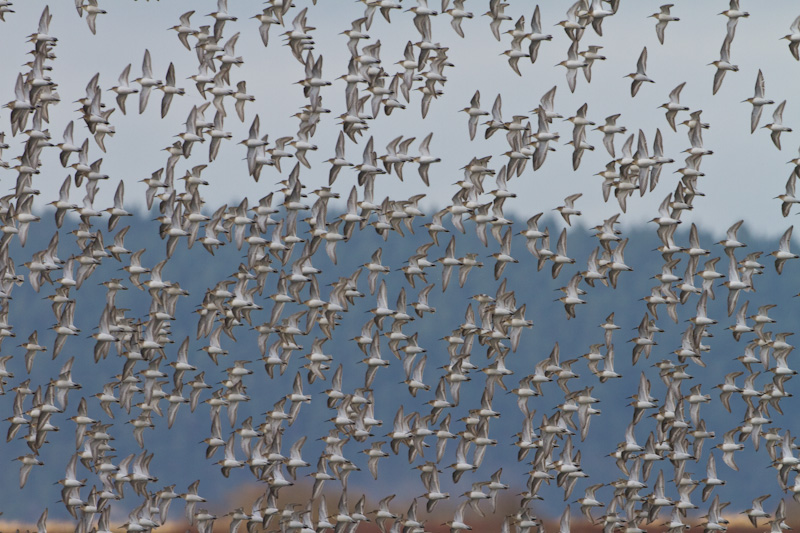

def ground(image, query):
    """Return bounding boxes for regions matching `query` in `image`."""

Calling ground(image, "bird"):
[720,0,749,39]
[462,91,488,141]
[134,49,163,114]
[764,100,792,149]
[651,4,679,44]
[743,69,774,133]
[528,5,552,63]
[660,82,689,131]
[158,62,184,118]
[626,47,654,97]
[414,132,441,186]
[579,45,605,83]
[502,30,530,75]
[555,193,582,226]
[772,225,798,273]
[710,35,738,95]
[777,172,800,216]
[556,41,588,93]
[80,0,106,34]
[110,65,138,115]
[783,14,800,60]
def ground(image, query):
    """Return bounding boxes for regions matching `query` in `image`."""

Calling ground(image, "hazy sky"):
[1,1,799,240]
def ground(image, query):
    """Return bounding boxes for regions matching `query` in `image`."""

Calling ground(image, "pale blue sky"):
[0,0,798,239]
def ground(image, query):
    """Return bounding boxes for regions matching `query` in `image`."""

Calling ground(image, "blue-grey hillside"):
[0,211,794,520]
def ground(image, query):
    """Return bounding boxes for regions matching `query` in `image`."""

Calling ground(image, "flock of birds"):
[2,0,800,532]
